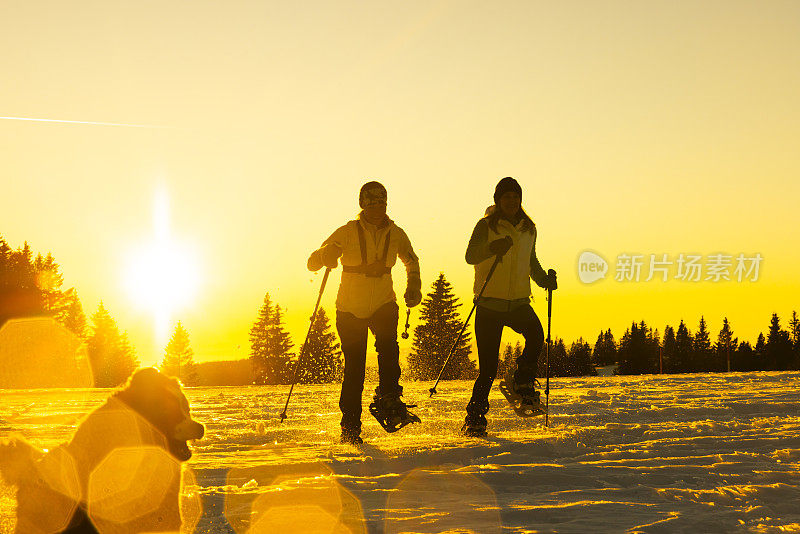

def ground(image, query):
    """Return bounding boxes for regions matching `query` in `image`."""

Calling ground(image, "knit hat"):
[359,181,387,208]
[494,177,522,205]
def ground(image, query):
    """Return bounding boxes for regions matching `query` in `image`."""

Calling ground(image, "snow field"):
[1,372,799,532]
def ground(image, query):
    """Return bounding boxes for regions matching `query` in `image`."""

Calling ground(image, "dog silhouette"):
[0,367,204,533]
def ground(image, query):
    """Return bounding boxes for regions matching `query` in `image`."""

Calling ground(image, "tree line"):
[0,236,202,387]
[0,236,138,387]
[592,313,800,374]
[9,235,794,387]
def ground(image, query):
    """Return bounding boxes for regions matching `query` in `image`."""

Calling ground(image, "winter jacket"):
[308,213,420,319]
[466,208,548,307]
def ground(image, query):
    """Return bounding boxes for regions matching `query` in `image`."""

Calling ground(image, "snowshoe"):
[498,379,546,417]
[461,415,488,438]
[368,390,421,433]
[340,425,363,445]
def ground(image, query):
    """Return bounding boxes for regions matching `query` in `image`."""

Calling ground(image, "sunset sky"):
[3,1,799,366]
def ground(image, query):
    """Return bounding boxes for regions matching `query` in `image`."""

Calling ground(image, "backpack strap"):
[343,223,392,276]
[381,228,392,263]
[356,222,369,266]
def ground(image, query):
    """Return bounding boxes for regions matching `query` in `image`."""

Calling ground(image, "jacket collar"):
[358,211,392,230]
[485,205,525,231]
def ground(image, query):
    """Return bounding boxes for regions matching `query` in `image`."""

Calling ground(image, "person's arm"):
[465,219,492,265]
[397,229,422,306]
[466,218,513,264]
[307,225,347,271]
[529,226,555,289]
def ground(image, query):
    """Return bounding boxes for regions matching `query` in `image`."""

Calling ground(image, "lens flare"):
[225,463,366,533]
[385,467,502,534]
[0,317,93,389]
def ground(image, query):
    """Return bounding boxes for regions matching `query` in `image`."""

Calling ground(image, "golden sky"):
[3,1,799,366]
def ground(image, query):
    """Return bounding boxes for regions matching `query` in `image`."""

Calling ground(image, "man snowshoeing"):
[463,177,558,437]
[307,181,422,444]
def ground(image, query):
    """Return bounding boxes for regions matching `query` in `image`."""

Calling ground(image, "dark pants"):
[467,303,544,418]
[336,301,401,428]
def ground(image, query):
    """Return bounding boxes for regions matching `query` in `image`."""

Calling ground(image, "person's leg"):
[336,310,368,430]
[467,305,504,422]
[506,304,544,385]
[369,301,401,396]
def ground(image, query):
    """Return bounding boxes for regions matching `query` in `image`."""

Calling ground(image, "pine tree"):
[298,307,342,384]
[755,332,767,366]
[615,324,634,375]
[0,238,85,333]
[110,332,139,386]
[568,338,597,376]
[161,321,199,386]
[694,316,712,372]
[674,320,693,373]
[543,338,569,377]
[736,341,755,371]
[498,342,522,381]
[271,306,295,382]
[592,329,617,367]
[645,322,660,373]
[661,325,677,373]
[15,242,36,289]
[0,235,10,264]
[617,321,658,375]
[88,302,139,387]
[249,293,294,385]
[0,236,9,316]
[406,273,475,380]
[766,313,793,370]
[790,311,800,369]
[87,302,116,386]
[34,252,88,339]
[60,288,88,339]
[34,252,66,315]
[714,318,737,372]
[1,240,44,325]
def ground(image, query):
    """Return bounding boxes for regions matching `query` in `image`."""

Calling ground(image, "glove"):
[545,269,558,290]
[489,236,512,257]
[404,274,422,307]
[319,243,342,269]
[404,288,422,308]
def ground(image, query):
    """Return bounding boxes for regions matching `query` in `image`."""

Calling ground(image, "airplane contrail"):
[0,116,169,128]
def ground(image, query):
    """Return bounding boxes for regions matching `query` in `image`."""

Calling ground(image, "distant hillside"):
[195,358,254,386]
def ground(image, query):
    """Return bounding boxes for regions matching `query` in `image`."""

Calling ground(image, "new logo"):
[578,251,608,284]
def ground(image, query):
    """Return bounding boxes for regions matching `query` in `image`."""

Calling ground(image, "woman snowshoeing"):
[463,177,558,436]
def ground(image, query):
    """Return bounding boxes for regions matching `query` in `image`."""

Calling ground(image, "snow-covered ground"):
[2,372,800,533]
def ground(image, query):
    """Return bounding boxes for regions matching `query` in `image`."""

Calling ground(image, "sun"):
[124,241,199,328]
[123,188,201,343]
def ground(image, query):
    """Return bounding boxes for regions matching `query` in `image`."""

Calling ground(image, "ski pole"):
[544,268,554,428]
[279,267,331,422]
[401,309,411,339]
[429,253,503,397]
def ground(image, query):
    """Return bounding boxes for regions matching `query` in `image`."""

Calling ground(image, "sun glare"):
[123,188,200,343]
[124,242,199,322]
